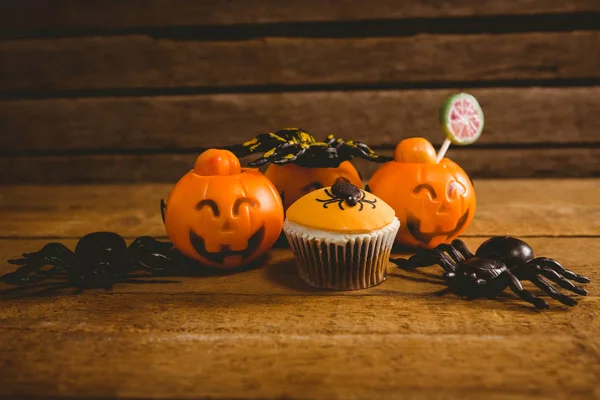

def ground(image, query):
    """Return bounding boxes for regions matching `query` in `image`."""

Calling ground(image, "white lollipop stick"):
[436,139,451,163]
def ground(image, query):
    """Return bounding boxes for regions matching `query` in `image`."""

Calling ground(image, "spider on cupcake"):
[316,178,377,210]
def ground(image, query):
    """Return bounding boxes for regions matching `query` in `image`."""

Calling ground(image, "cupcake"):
[283,179,400,290]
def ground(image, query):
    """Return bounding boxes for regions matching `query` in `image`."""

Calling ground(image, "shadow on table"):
[267,239,449,294]
[0,252,276,300]
[263,256,322,293]
[0,276,185,300]
[0,248,316,300]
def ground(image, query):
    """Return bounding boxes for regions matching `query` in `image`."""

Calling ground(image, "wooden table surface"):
[0,179,599,400]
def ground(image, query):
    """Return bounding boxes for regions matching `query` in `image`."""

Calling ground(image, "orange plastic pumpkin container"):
[163,149,284,268]
[369,138,476,249]
[264,161,363,210]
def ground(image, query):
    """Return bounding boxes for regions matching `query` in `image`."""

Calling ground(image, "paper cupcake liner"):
[283,219,400,290]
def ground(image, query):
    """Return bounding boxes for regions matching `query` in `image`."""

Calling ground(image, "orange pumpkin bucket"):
[163,149,284,268]
[369,138,476,249]
[264,161,362,210]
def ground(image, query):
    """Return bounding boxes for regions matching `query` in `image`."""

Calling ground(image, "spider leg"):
[528,257,590,283]
[355,142,383,160]
[129,236,173,253]
[272,144,309,165]
[316,189,335,205]
[3,243,74,285]
[128,236,178,275]
[539,267,587,296]
[343,141,394,163]
[249,143,306,166]
[317,199,338,209]
[21,242,74,261]
[530,275,578,306]
[246,156,269,167]
[450,239,475,259]
[505,271,549,309]
[324,134,339,146]
[394,248,457,274]
[356,191,366,211]
[433,243,465,265]
[358,191,377,209]
[3,258,64,285]
[226,133,288,158]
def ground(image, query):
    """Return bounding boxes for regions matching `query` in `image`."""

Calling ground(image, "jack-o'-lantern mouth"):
[189,225,265,265]
[407,209,470,245]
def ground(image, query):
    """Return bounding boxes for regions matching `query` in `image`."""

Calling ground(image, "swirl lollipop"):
[436,93,484,162]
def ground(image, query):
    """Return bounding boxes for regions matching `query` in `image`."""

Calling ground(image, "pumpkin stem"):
[194,149,242,176]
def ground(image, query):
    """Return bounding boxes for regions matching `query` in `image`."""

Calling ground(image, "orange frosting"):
[286,187,396,233]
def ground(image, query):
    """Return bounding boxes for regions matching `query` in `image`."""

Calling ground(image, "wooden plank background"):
[1,1,599,183]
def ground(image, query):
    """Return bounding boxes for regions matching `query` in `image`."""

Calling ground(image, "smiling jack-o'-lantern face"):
[369,138,476,249]
[164,149,284,268]
[264,161,362,210]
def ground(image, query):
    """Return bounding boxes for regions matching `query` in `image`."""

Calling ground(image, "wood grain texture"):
[0,330,596,400]
[1,180,598,239]
[2,0,600,30]
[1,147,598,184]
[0,237,598,399]
[2,31,599,92]
[3,87,600,152]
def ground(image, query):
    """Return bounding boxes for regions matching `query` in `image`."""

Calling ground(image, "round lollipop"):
[436,93,484,162]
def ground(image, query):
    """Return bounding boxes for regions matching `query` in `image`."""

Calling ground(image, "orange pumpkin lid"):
[394,137,437,164]
[194,149,242,176]
[286,179,396,233]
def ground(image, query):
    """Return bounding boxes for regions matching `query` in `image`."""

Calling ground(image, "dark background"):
[1,0,599,183]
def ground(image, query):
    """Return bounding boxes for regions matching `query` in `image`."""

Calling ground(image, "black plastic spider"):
[1,232,180,291]
[225,128,392,168]
[392,236,590,309]
[316,179,377,211]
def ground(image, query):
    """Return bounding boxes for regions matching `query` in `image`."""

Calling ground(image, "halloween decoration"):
[284,179,400,290]
[316,177,377,210]
[393,236,590,309]
[369,137,475,249]
[226,128,391,168]
[162,149,284,269]
[227,128,390,209]
[1,232,177,290]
